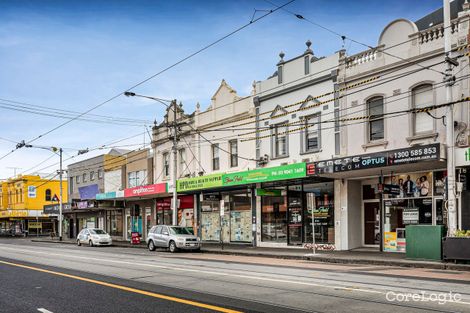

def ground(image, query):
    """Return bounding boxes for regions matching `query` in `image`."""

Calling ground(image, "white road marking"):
[37,308,53,313]
[2,244,470,306]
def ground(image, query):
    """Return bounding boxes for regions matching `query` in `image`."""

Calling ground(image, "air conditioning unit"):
[258,154,269,166]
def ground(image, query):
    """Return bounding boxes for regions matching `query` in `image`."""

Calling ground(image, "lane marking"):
[0,260,241,313]
[37,309,53,313]
[0,245,381,294]
[3,244,470,306]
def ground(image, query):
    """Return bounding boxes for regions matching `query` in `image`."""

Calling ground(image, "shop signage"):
[384,231,397,252]
[202,194,221,201]
[27,186,36,198]
[177,174,223,192]
[378,184,401,195]
[78,184,100,200]
[255,188,282,196]
[28,222,42,229]
[96,191,116,200]
[43,203,71,214]
[76,201,95,209]
[131,232,141,244]
[455,147,470,166]
[0,210,29,218]
[124,183,167,198]
[223,163,306,187]
[403,208,419,224]
[309,144,440,175]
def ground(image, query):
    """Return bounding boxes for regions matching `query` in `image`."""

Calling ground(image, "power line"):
[0,0,295,164]
[264,0,445,75]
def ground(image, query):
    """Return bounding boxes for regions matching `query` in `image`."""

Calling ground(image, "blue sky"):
[0,0,442,178]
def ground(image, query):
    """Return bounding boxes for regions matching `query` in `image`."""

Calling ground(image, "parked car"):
[77,228,112,247]
[146,225,200,253]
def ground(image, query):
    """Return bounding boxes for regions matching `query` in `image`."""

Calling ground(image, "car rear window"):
[89,229,106,235]
[169,227,193,235]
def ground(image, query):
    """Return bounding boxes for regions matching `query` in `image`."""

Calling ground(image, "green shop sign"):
[255,188,282,196]
[177,173,223,192]
[223,163,306,187]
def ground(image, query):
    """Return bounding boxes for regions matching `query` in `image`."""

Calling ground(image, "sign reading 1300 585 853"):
[387,144,439,165]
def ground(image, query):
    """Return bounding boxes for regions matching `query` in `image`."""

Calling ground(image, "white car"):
[77,228,112,247]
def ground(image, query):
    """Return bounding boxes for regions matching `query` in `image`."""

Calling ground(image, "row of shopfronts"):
[60,143,470,252]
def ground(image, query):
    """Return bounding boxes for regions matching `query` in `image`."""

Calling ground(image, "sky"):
[0,0,443,179]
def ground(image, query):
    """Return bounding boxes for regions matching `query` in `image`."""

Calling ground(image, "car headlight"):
[176,238,185,242]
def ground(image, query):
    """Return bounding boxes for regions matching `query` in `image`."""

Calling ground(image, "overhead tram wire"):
[183,72,470,143]
[239,96,470,142]
[0,97,152,124]
[192,59,446,132]
[0,0,295,166]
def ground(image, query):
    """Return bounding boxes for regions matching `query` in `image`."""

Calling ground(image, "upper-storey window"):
[304,56,310,75]
[412,84,434,134]
[278,65,283,84]
[367,96,384,141]
[212,144,220,171]
[273,123,288,158]
[303,113,321,152]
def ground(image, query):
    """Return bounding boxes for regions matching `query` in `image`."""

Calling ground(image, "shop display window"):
[304,182,335,244]
[261,192,287,243]
[106,210,123,237]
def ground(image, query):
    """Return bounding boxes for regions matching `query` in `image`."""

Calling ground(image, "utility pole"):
[59,148,63,241]
[171,100,178,226]
[444,0,458,235]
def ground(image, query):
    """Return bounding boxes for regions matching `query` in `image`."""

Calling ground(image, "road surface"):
[0,238,469,313]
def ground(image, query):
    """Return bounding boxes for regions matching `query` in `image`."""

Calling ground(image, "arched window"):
[367,96,384,141]
[412,84,433,134]
[45,189,52,201]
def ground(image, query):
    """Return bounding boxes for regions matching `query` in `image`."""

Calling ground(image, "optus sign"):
[124,183,167,198]
[222,163,306,187]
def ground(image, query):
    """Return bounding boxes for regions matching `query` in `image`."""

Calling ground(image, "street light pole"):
[59,148,63,241]
[124,92,180,226]
[171,100,178,226]
[443,0,458,235]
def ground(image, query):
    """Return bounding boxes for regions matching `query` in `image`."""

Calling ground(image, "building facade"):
[0,175,67,236]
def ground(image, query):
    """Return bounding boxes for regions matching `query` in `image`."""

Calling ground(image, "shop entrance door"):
[364,201,380,245]
[288,191,303,245]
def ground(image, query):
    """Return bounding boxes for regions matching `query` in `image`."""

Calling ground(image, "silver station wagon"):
[146,225,200,253]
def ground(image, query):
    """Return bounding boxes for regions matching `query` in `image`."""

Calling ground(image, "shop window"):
[367,96,384,141]
[163,153,170,177]
[179,149,186,176]
[304,182,335,244]
[45,189,52,201]
[303,113,320,152]
[212,144,220,171]
[261,192,287,243]
[412,84,434,134]
[272,123,288,158]
[229,140,238,168]
[106,210,123,237]
[334,108,340,155]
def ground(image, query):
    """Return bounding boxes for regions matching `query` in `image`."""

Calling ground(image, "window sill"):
[406,132,439,143]
[270,155,289,160]
[362,140,388,150]
[300,149,322,155]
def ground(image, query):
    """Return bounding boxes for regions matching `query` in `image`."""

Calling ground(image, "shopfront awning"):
[307,143,446,180]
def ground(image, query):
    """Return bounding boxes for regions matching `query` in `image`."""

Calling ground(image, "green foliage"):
[454,230,470,238]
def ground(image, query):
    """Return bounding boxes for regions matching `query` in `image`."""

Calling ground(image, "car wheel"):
[169,241,178,253]
[89,240,94,247]
[77,240,81,246]
[148,240,156,251]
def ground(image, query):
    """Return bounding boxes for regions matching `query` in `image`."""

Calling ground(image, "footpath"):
[31,238,470,272]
